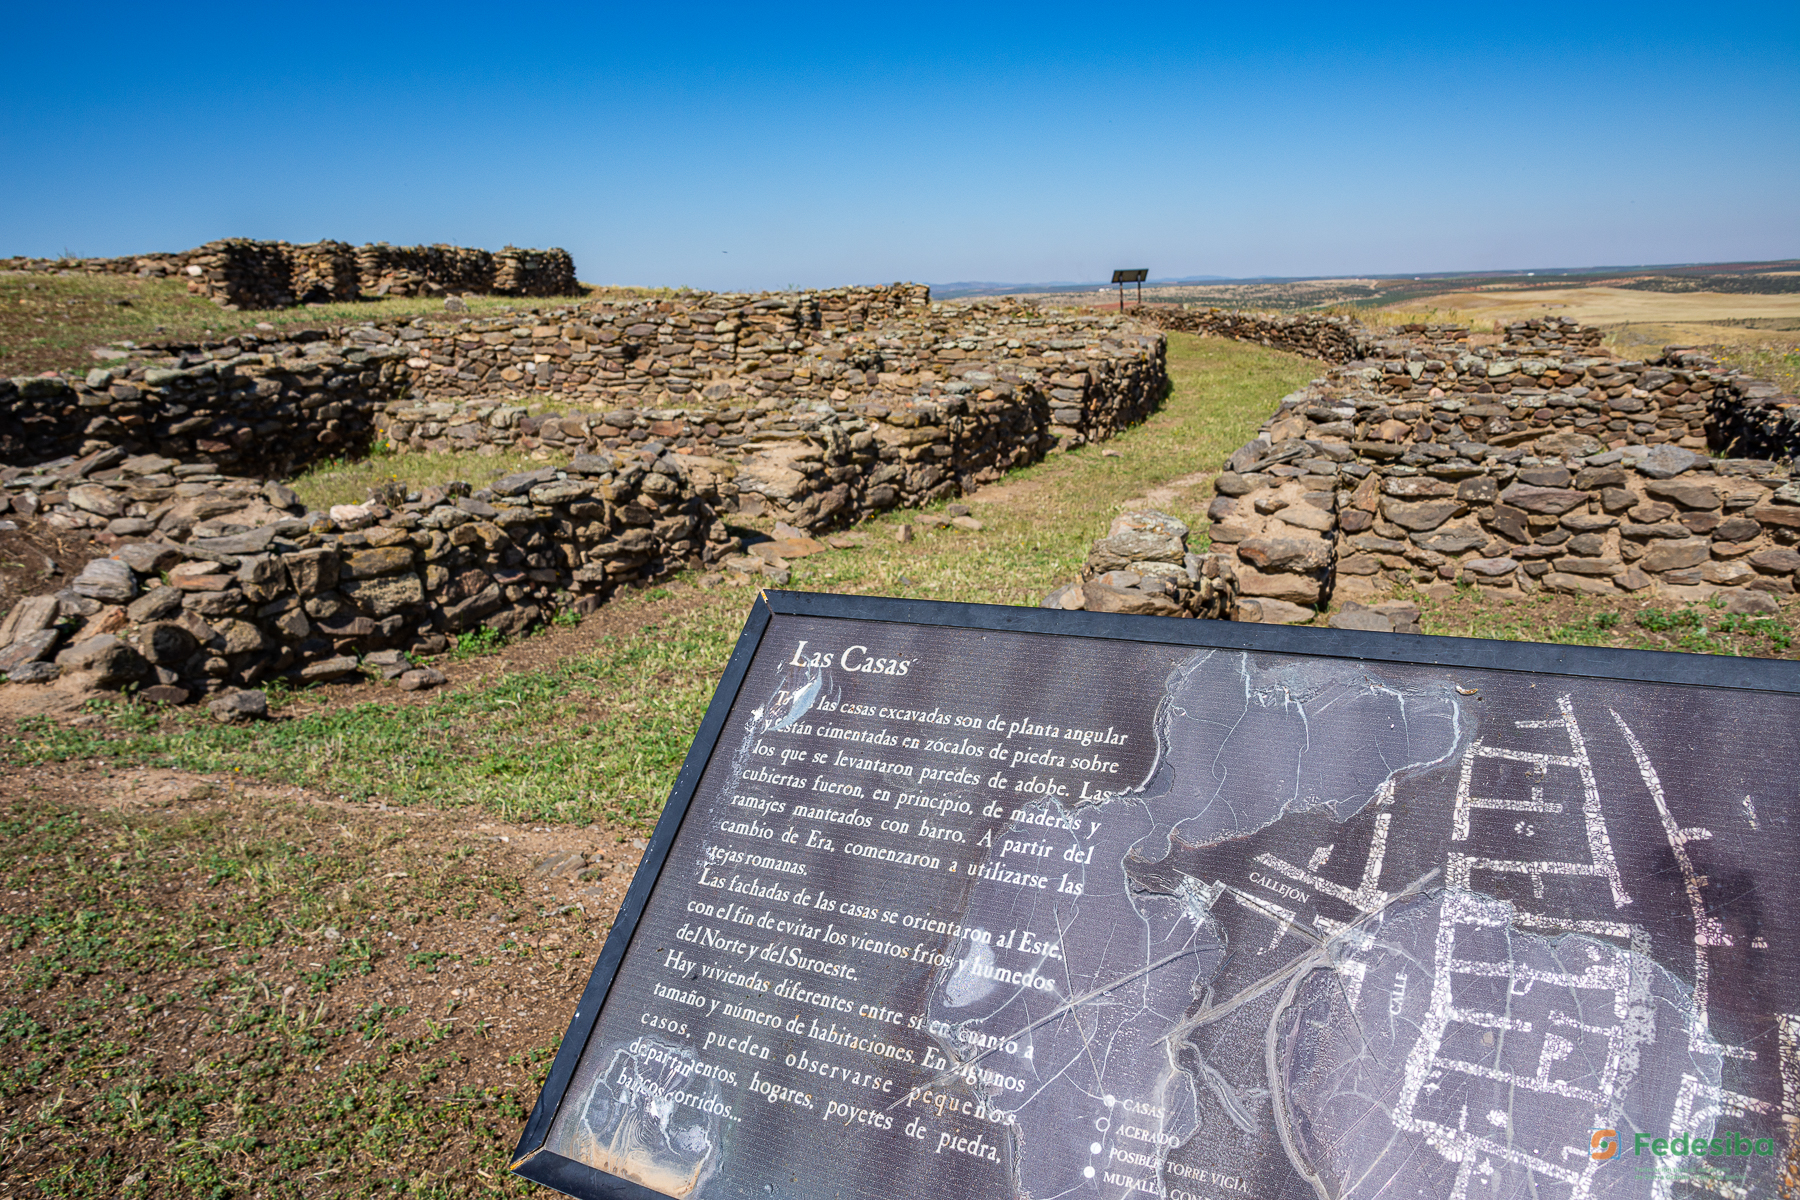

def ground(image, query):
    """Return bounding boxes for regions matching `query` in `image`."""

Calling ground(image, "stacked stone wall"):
[2,287,1165,529]
[0,448,732,702]
[1193,318,1797,620]
[1,286,1168,697]
[3,238,579,309]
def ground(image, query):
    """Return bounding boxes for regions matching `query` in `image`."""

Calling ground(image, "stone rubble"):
[1042,510,1236,618]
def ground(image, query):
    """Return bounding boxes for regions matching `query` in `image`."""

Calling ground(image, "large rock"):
[1235,565,1323,604]
[138,621,198,665]
[72,559,138,603]
[67,484,124,518]
[1416,528,1487,554]
[1722,590,1781,615]
[1635,444,1699,479]
[1643,479,1721,511]
[1533,431,1604,458]
[0,628,62,674]
[1498,484,1588,515]
[299,655,361,682]
[1749,505,1800,531]
[115,542,183,575]
[209,690,269,722]
[6,660,59,684]
[126,586,185,623]
[209,618,270,656]
[340,572,425,616]
[1641,539,1711,573]
[1749,548,1800,575]
[283,548,341,595]
[1237,597,1315,624]
[1461,557,1519,578]
[1079,580,1179,616]
[0,594,60,647]
[343,547,416,578]
[53,634,148,685]
[1236,537,1330,573]
[1269,503,1335,533]
[1382,499,1462,532]
[1088,530,1185,570]
[1542,572,1619,597]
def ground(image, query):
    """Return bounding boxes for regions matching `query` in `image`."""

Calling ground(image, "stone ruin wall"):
[1,239,578,309]
[1139,311,1799,623]
[0,285,1167,702]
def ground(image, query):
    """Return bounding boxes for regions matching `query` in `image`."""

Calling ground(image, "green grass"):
[4,603,736,828]
[0,273,604,379]
[1404,585,1797,659]
[287,446,572,513]
[0,789,560,1198]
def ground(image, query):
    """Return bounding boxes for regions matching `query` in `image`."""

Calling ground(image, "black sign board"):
[515,592,1800,1200]
[1110,269,1148,310]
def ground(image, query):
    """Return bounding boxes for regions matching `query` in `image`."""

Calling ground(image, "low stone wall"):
[1138,307,1605,366]
[1140,309,1368,363]
[0,446,734,701]
[3,238,579,309]
[1199,322,1798,620]
[0,251,195,279]
[2,288,1167,530]
[0,288,1169,698]
[1041,511,1235,618]
[1,329,411,478]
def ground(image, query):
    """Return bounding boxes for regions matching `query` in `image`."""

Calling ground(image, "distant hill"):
[930,261,1799,304]
[934,275,1231,299]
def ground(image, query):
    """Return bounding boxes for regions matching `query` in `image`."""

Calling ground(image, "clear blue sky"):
[4,1,1795,291]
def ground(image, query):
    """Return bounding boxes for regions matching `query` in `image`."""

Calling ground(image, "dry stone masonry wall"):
[2,286,1165,527]
[0,286,1167,700]
[2,238,578,309]
[0,447,728,703]
[1186,315,1798,621]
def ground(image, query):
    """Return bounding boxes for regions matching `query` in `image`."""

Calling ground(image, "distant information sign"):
[514,593,1800,1200]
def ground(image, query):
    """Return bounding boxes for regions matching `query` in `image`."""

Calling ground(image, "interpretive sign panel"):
[514,592,1800,1200]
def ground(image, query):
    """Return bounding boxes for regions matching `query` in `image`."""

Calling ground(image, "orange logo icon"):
[1591,1129,1618,1161]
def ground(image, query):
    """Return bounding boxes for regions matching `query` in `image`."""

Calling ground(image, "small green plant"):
[452,625,505,659]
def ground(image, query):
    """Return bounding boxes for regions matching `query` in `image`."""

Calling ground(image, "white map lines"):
[1446,695,1638,943]
[1253,778,1395,917]
[1609,709,1754,1065]
[1391,890,1662,1200]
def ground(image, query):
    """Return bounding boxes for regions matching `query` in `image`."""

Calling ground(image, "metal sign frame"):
[1109,269,1148,311]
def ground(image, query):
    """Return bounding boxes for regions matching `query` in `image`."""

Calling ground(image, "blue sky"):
[3,1,1795,291]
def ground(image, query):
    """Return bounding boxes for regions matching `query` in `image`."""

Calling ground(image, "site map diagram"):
[530,615,1800,1200]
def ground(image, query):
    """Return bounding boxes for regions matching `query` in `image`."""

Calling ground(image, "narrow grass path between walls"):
[1,334,1319,827]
